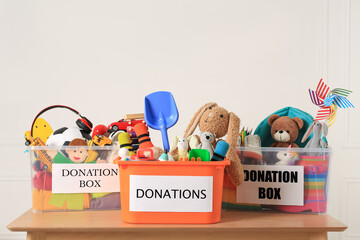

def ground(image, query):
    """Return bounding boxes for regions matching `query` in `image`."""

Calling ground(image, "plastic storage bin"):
[116,159,230,223]
[29,145,120,212]
[222,147,331,214]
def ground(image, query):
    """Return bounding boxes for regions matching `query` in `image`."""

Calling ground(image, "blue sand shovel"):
[144,91,179,153]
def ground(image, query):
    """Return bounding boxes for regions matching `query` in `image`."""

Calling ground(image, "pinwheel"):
[308,79,354,127]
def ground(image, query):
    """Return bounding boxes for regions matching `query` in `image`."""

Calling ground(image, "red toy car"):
[108,119,145,131]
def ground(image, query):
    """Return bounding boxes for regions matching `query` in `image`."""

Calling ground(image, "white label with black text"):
[129,175,213,212]
[52,163,120,193]
[236,165,304,205]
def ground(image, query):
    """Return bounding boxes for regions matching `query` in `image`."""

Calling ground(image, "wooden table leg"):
[27,232,46,240]
[309,232,328,240]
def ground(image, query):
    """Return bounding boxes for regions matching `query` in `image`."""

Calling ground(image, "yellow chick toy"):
[32,118,53,143]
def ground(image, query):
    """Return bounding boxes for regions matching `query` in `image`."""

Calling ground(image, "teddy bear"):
[183,103,244,185]
[268,114,304,148]
[198,132,216,159]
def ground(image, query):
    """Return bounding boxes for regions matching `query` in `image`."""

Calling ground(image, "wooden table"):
[7,209,347,240]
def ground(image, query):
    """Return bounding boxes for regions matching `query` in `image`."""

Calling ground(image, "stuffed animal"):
[268,114,304,148]
[301,121,328,149]
[198,132,215,159]
[172,136,189,159]
[170,135,199,161]
[183,103,244,185]
[275,146,299,165]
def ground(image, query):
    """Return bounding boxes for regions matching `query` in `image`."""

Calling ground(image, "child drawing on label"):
[49,139,107,210]
[65,139,89,163]
[53,139,106,164]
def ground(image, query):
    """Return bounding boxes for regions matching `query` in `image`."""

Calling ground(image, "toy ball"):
[119,148,130,159]
[46,126,91,146]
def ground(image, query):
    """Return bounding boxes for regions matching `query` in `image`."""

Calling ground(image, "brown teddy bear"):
[183,103,244,185]
[268,114,304,148]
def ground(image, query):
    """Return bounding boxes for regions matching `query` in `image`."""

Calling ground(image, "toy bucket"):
[116,159,230,224]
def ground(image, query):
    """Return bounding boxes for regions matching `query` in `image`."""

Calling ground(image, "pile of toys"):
[25,79,354,215]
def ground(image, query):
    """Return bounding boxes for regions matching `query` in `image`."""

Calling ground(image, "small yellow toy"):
[118,132,135,156]
[25,118,53,146]
[34,118,53,142]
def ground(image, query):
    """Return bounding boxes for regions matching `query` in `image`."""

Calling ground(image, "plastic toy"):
[27,118,53,145]
[31,137,54,172]
[189,149,210,162]
[24,131,35,146]
[117,132,135,156]
[33,171,52,191]
[130,148,154,161]
[133,122,153,149]
[211,140,230,161]
[144,91,179,153]
[92,135,112,147]
[108,119,145,131]
[308,78,354,127]
[118,148,130,160]
[92,124,108,138]
[275,146,299,165]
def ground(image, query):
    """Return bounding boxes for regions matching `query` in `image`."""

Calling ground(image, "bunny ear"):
[301,121,316,143]
[170,136,179,152]
[322,122,329,137]
[183,103,217,138]
[226,112,241,151]
[187,135,200,149]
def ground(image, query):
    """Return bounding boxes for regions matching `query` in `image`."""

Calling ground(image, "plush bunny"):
[183,102,244,185]
[301,121,328,149]
[198,132,216,159]
[170,135,199,161]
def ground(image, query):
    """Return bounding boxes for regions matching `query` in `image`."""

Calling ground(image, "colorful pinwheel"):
[309,79,354,127]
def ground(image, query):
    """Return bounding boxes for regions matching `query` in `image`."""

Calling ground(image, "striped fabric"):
[276,154,330,213]
[331,88,352,97]
[297,155,329,207]
[314,106,331,121]
[324,95,354,108]
[309,90,326,107]
[316,79,330,100]
[327,105,337,127]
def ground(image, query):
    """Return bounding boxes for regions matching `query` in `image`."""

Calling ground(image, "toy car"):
[24,131,35,146]
[92,135,112,147]
[108,119,145,131]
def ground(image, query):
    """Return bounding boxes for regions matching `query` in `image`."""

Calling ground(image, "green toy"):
[189,149,210,162]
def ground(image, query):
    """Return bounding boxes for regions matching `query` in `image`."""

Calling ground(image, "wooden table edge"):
[7,209,348,233]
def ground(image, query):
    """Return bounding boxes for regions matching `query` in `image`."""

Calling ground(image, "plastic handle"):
[157,112,169,152]
[160,124,169,152]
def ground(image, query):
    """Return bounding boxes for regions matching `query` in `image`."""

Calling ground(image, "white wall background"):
[0,0,358,239]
